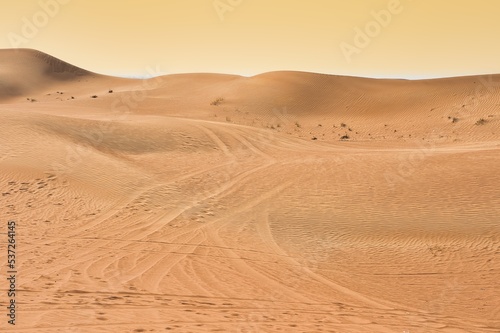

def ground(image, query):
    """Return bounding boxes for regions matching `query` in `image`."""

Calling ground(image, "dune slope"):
[0,50,499,333]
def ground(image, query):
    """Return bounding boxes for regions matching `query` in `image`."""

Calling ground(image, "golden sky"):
[1,0,499,79]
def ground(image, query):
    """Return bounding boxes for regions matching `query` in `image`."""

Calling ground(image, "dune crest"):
[0,49,101,101]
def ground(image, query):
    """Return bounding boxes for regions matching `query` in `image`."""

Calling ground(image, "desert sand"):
[0,49,498,332]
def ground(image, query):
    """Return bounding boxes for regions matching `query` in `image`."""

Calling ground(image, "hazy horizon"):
[6,47,500,81]
[2,0,500,79]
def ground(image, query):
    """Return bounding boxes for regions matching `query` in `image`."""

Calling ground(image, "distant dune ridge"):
[0,49,499,332]
[1,49,499,132]
[0,49,92,100]
[0,49,89,74]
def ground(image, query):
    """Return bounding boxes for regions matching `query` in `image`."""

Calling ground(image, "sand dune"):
[0,49,88,100]
[0,49,499,332]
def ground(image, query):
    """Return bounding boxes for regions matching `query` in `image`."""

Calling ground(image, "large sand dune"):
[0,49,499,332]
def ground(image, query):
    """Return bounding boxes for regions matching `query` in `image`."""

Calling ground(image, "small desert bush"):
[210,97,224,106]
[340,134,350,140]
[475,118,487,125]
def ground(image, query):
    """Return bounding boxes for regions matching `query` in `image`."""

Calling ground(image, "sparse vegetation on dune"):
[210,97,224,106]
[475,118,487,125]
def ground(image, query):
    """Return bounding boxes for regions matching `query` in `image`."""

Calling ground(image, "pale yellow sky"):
[1,0,499,79]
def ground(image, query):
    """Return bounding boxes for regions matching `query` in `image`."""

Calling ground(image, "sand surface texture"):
[0,49,499,332]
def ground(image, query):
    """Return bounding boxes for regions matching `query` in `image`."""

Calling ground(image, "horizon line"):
[3,48,500,82]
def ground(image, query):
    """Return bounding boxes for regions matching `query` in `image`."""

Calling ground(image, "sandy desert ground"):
[0,49,499,332]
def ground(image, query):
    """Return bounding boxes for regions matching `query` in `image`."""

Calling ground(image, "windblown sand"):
[0,49,499,332]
